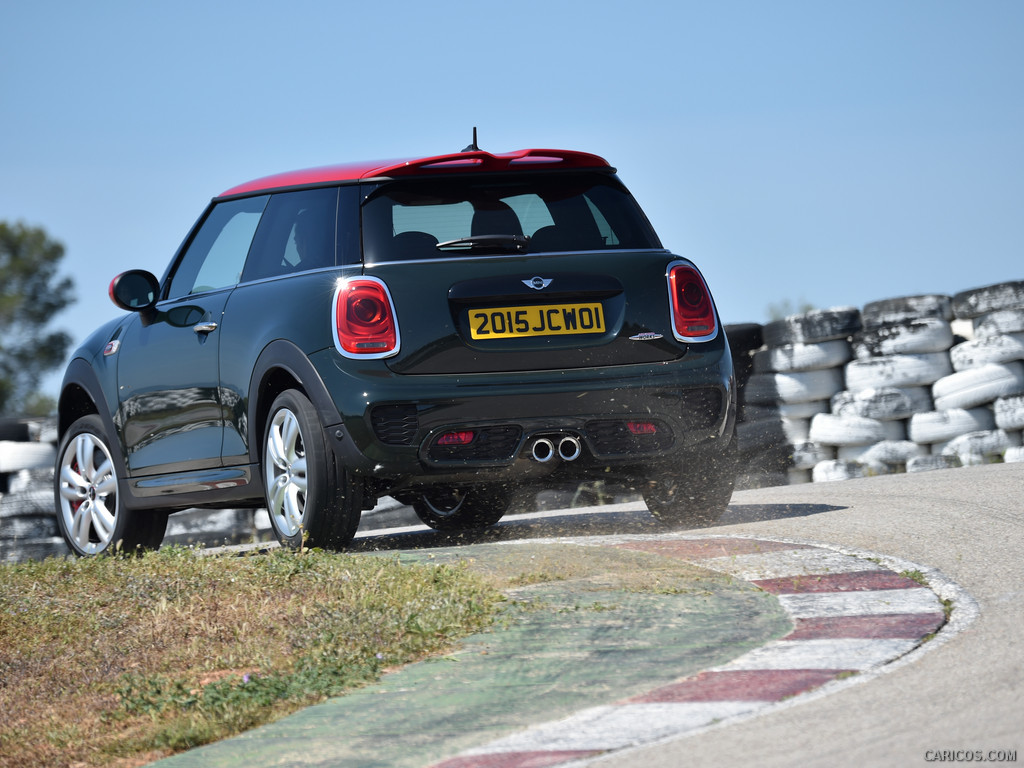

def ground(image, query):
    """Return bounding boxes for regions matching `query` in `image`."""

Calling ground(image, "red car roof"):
[219,148,613,198]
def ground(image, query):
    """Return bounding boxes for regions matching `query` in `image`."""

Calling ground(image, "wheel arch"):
[57,358,114,438]
[54,357,147,513]
[247,340,340,465]
[58,381,98,437]
[56,358,131,490]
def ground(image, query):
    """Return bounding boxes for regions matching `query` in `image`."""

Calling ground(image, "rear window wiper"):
[436,234,530,253]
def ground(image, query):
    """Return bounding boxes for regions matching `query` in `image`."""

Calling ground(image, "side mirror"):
[109,270,160,311]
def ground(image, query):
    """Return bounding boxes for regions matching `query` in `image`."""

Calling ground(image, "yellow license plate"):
[469,303,606,339]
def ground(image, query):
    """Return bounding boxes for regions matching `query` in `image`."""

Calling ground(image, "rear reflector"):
[627,421,658,435]
[437,430,475,446]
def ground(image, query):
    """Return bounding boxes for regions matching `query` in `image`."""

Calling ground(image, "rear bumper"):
[314,347,735,490]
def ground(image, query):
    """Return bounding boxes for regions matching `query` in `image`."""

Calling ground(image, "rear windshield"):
[361,172,662,263]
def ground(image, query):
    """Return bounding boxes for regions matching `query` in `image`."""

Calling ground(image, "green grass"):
[0,546,503,768]
[0,540,742,768]
[898,568,928,586]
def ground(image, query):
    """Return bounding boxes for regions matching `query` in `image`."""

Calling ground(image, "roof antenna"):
[462,127,479,152]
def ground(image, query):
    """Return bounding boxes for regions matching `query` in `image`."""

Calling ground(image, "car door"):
[218,186,344,465]
[116,195,268,475]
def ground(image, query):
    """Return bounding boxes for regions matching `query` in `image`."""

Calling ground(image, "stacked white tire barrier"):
[0,417,267,564]
[728,322,793,489]
[827,294,952,478]
[733,308,858,487]
[727,280,1024,486]
[926,281,1024,466]
[0,419,63,563]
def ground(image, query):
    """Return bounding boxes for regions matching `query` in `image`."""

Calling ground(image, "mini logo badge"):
[103,340,120,356]
[523,276,553,290]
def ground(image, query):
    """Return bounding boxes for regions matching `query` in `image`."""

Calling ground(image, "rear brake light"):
[333,277,400,358]
[667,262,718,342]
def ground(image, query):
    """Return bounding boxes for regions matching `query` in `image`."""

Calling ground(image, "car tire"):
[762,307,862,347]
[743,368,843,407]
[737,417,803,454]
[790,441,834,470]
[808,413,887,447]
[994,395,1024,430]
[931,361,1024,411]
[937,429,1019,465]
[831,386,932,421]
[860,439,927,465]
[0,514,58,540]
[411,485,511,531]
[811,459,865,482]
[973,309,1024,339]
[844,352,952,391]
[741,401,827,422]
[0,441,56,473]
[741,373,782,405]
[263,389,361,550]
[835,444,897,474]
[777,399,830,420]
[907,407,996,444]
[851,317,954,359]
[0,484,55,519]
[952,280,1024,319]
[724,323,764,353]
[0,419,31,442]
[54,414,168,556]
[725,323,764,389]
[643,437,737,528]
[753,339,852,373]
[949,333,1024,371]
[907,454,962,472]
[861,294,952,329]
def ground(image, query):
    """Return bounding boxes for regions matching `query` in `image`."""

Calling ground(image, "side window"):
[167,196,268,299]
[241,187,338,282]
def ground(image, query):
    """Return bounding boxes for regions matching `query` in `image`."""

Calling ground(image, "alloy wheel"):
[57,432,119,555]
[265,407,308,537]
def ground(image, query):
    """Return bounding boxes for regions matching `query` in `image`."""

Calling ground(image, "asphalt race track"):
[159,462,1022,768]
[593,462,1023,768]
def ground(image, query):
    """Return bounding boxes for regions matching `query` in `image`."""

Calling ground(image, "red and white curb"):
[431,534,976,768]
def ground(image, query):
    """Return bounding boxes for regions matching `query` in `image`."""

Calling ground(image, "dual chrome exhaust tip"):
[530,434,583,463]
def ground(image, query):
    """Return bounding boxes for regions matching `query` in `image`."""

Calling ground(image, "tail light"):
[333,277,400,358]
[667,262,718,342]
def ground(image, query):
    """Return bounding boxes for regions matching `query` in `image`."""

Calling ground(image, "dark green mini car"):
[54,144,736,555]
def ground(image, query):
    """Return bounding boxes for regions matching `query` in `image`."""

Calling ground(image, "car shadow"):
[723,502,848,524]
[349,501,847,553]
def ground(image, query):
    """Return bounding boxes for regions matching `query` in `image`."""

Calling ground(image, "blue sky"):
[2,1,1023,397]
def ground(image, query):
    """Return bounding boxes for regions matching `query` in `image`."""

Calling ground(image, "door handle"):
[193,322,218,334]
